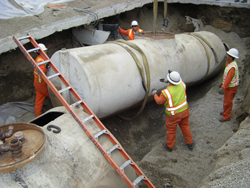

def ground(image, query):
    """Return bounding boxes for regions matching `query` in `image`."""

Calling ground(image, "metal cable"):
[74,8,99,26]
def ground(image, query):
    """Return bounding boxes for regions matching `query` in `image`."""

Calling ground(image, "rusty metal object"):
[0,125,14,143]
[14,131,25,142]
[9,138,22,157]
[0,122,46,173]
[0,141,10,153]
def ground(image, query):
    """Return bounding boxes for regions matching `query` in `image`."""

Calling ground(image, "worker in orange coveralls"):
[33,43,50,117]
[219,48,239,122]
[118,20,144,40]
[152,70,195,152]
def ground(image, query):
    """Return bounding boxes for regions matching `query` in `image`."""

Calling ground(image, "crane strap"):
[164,0,168,20]
[112,39,150,120]
[187,33,219,83]
[153,0,158,34]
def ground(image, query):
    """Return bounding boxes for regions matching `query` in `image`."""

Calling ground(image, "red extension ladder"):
[13,33,155,188]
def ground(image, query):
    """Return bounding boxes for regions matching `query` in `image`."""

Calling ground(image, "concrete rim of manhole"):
[0,122,46,173]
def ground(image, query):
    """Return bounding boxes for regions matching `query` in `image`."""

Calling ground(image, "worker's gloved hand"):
[45,63,49,69]
[160,78,168,83]
[159,78,165,82]
[152,89,157,95]
[219,87,224,95]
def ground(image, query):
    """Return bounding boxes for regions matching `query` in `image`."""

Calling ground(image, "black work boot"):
[241,0,247,3]
[187,140,196,150]
[234,0,239,2]
[219,118,230,122]
[162,142,173,152]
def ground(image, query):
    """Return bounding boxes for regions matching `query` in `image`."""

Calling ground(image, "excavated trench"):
[1,2,250,188]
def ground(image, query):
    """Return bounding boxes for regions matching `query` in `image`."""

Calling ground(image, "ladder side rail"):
[88,114,155,187]
[13,36,54,87]
[26,34,73,92]
[28,33,51,65]
[69,110,135,187]
[77,103,155,187]
[88,113,154,186]
[112,146,155,187]
[13,37,79,115]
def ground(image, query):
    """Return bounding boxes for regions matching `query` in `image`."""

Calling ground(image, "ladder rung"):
[70,100,83,108]
[37,60,50,66]
[17,35,30,40]
[107,144,120,154]
[58,86,71,94]
[133,175,145,186]
[27,47,40,53]
[82,114,94,123]
[120,160,132,171]
[47,73,60,79]
[94,129,107,139]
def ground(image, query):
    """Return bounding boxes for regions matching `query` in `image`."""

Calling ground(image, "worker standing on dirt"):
[118,20,144,40]
[219,48,239,122]
[33,43,50,117]
[152,70,195,152]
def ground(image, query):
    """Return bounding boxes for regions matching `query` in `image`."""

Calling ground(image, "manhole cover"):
[0,122,46,173]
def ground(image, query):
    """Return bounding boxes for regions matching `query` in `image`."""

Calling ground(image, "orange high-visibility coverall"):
[118,27,143,40]
[154,83,193,149]
[221,63,238,120]
[33,55,49,117]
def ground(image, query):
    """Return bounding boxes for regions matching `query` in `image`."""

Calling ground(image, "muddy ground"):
[1,2,250,188]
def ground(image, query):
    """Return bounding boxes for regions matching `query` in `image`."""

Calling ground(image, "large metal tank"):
[48,31,226,118]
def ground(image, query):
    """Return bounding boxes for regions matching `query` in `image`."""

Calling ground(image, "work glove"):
[219,87,224,95]
[160,78,168,83]
[152,89,157,95]
[45,63,49,69]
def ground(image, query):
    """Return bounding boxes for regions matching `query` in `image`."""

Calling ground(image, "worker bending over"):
[34,43,50,117]
[220,48,239,122]
[152,70,195,152]
[119,20,143,40]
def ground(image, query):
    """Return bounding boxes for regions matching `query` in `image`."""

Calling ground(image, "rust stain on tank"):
[135,31,175,40]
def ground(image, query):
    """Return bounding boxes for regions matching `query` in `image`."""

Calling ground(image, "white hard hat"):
[167,71,182,85]
[131,20,138,26]
[38,43,47,51]
[226,48,239,59]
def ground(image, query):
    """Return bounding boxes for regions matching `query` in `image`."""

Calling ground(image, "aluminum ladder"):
[13,33,155,188]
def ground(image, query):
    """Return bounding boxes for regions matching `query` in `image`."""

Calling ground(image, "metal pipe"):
[9,138,22,157]
[5,126,14,137]
[14,131,25,142]
[48,31,226,119]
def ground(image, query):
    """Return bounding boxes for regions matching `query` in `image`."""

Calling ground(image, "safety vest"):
[128,29,143,40]
[222,60,239,87]
[162,82,188,115]
[34,55,46,84]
